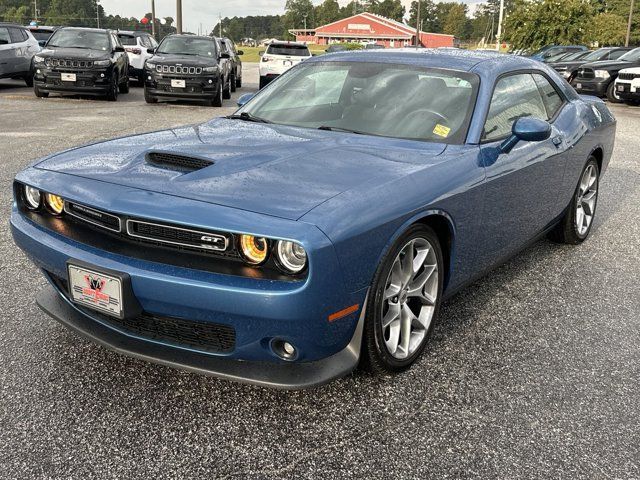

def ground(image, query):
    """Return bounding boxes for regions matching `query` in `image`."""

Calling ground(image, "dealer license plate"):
[171,79,186,88]
[68,264,123,318]
[618,85,625,92]
[575,83,582,89]
[283,60,292,67]
[61,73,76,82]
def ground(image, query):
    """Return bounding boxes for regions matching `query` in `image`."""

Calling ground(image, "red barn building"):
[289,12,454,49]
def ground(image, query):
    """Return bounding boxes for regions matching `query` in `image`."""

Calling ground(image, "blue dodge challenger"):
[11,50,615,388]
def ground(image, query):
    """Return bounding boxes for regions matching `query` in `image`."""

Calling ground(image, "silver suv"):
[0,23,40,86]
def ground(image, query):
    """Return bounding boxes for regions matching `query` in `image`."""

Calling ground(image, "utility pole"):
[33,0,38,23]
[495,0,504,51]
[415,0,421,47]
[176,0,183,34]
[151,0,157,39]
[626,0,635,47]
[96,0,100,28]
[303,14,308,31]
[219,13,223,37]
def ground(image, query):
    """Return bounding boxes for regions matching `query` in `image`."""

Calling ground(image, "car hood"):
[150,54,217,67]
[580,59,636,71]
[34,119,446,220]
[40,47,110,60]
[552,60,589,68]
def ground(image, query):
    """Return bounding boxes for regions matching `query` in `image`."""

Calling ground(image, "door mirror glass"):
[237,92,255,107]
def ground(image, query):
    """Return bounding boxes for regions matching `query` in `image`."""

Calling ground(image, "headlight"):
[275,240,307,274]
[23,185,41,210]
[202,66,218,73]
[145,62,156,69]
[94,59,110,67]
[239,234,269,265]
[594,70,610,79]
[33,55,45,64]
[45,193,64,215]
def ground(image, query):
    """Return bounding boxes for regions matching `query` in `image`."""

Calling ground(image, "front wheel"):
[34,84,48,98]
[363,225,444,374]
[119,74,130,94]
[209,80,223,107]
[143,86,157,103]
[24,74,33,87]
[549,157,599,244]
[606,81,622,103]
[106,75,119,101]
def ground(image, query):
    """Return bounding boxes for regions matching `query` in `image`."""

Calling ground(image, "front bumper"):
[33,67,113,95]
[614,81,640,100]
[572,78,609,96]
[144,70,219,100]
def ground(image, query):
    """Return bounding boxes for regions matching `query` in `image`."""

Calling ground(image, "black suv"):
[219,37,243,90]
[572,47,640,103]
[32,27,130,101]
[144,34,231,106]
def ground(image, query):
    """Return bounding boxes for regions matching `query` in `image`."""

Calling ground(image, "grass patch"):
[238,45,327,63]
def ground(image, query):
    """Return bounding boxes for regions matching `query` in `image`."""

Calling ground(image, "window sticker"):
[433,124,451,138]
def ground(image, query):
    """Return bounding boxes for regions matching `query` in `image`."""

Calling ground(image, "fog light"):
[100,73,105,78]
[208,79,213,84]
[272,339,297,360]
[148,75,152,80]
[45,193,64,215]
[23,185,41,210]
[36,69,41,74]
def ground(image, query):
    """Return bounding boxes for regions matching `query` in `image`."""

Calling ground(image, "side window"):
[482,73,548,142]
[0,27,12,45]
[610,50,627,60]
[140,36,150,48]
[149,36,158,48]
[8,27,25,43]
[532,74,564,119]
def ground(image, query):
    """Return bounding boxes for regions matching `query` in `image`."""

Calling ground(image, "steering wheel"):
[399,109,451,139]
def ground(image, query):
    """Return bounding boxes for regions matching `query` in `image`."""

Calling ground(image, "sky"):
[102,0,483,35]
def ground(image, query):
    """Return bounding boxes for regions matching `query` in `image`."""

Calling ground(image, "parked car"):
[143,34,231,106]
[32,27,129,100]
[551,47,632,81]
[572,47,640,102]
[258,41,311,89]
[117,30,158,85]
[613,67,640,105]
[218,37,242,90]
[0,23,40,86]
[529,45,587,62]
[11,50,614,389]
[26,25,58,47]
[326,44,347,53]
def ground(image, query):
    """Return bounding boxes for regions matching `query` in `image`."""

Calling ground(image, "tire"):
[624,99,640,106]
[259,76,267,89]
[137,72,145,86]
[236,74,242,88]
[606,80,622,103]
[362,224,444,374]
[230,72,237,92]
[222,75,231,99]
[119,74,130,94]
[144,86,157,104]
[24,75,33,87]
[34,85,48,98]
[210,80,223,107]
[549,156,599,244]
[106,74,119,101]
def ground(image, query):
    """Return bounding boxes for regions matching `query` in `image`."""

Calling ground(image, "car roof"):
[56,26,111,33]
[309,48,545,76]
[269,41,308,47]
[164,34,216,41]
[26,25,58,31]
[0,22,24,28]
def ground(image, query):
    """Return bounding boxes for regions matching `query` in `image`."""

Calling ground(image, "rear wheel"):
[549,157,599,244]
[230,72,237,92]
[363,225,444,374]
[606,81,622,103]
[236,74,242,88]
[223,75,231,99]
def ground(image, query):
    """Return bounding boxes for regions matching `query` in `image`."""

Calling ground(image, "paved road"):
[0,64,638,479]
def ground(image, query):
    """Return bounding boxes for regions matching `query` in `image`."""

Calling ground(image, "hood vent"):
[145,151,214,171]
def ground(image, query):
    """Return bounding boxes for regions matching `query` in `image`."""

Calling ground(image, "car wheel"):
[363,224,444,374]
[106,75,119,101]
[119,74,130,94]
[236,74,242,88]
[137,72,145,86]
[606,81,622,103]
[223,76,231,99]
[230,72,237,92]
[210,80,223,107]
[34,85,48,98]
[24,75,33,87]
[144,86,157,104]
[624,99,640,106]
[549,156,599,244]
[259,76,267,89]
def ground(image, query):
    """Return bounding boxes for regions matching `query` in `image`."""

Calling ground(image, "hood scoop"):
[145,151,214,172]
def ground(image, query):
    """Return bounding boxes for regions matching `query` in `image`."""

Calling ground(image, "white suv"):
[117,31,158,85]
[614,67,640,105]
[259,41,311,89]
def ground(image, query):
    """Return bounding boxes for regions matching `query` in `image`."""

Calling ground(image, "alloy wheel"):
[576,164,598,236]
[380,237,439,360]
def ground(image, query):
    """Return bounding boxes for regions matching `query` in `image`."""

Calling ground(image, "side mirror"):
[114,45,125,53]
[500,117,551,153]
[237,50,244,55]
[237,92,255,107]
[147,47,156,54]
[38,40,46,47]
[220,52,230,59]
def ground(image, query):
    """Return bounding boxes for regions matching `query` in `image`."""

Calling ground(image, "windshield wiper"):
[318,125,365,135]
[227,112,272,124]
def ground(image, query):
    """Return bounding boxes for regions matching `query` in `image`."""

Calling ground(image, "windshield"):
[266,44,310,56]
[237,61,478,144]
[47,29,110,50]
[619,47,640,61]
[31,30,54,41]
[157,36,217,57]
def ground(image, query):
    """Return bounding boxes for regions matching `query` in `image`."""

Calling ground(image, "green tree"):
[375,0,405,21]
[315,0,341,25]
[407,0,438,31]
[283,0,314,37]
[442,3,469,38]
[585,12,627,45]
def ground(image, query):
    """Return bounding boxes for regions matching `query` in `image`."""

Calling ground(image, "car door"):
[0,26,15,76]
[8,27,32,75]
[477,72,570,266]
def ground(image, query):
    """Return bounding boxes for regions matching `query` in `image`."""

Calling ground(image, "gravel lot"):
[1,63,638,479]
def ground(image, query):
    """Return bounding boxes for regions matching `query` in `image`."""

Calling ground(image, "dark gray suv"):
[0,23,40,86]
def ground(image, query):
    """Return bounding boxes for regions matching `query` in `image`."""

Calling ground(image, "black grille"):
[146,152,213,171]
[156,65,203,75]
[618,72,638,81]
[576,68,595,79]
[127,220,229,252]
[45,58,94,69]
[47,271,236,353]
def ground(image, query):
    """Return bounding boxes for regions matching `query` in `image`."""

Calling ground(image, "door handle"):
[552,135,564,147]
